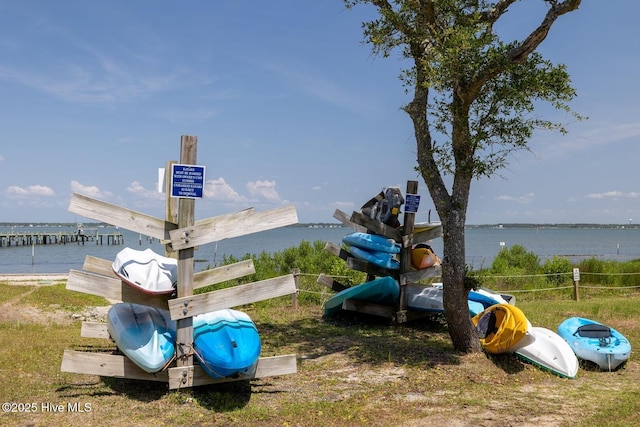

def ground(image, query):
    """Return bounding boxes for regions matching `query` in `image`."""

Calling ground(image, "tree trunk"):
[440,212,482,353]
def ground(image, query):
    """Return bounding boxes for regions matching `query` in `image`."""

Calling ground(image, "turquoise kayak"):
[193,309,262,379]
[558,317,631,371]
[107,303,176,373]
[324,276,400,316]
[347,245,400,270]
[342,232,400,254]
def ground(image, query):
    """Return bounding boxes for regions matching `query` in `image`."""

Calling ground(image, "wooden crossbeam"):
[402,225,442,247]
[61,350,169,382]
[66,270,170,309]
[168,354,297,389]
[333,209,367,232]
[168,275,297,320]
[81,322,110,339]
[60,350,297,388]
[342,299,395,319]
[68,193,176,241]
[316,273,349,292]
[169,205,298,251]
[349,211,402,242]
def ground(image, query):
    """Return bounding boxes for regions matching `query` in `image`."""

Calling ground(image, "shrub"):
[543,256,573,286]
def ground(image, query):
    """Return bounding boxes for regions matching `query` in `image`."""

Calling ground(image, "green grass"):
[19,283,110,311]
[1,279,640,426]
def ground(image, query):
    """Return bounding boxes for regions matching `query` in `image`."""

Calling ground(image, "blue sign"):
[405,193,420,213]
[171,164,206,198]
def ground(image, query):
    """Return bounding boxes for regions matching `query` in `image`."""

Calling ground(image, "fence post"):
[292,268,300,310]
[572,268,580,302]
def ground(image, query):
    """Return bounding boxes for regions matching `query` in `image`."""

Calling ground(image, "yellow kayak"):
[472,304,534,354]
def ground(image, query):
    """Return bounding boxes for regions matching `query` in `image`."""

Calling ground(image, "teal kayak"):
[324,276,400,316]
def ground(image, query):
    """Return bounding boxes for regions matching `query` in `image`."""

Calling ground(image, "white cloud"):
[586,191,637,200]
[126,181,164,202]
[246,180,281,202]
[495,193,535,204]
[70,180,112,199]
[5,184,55,197]
[0,155,5,161]
[203,177,248,203]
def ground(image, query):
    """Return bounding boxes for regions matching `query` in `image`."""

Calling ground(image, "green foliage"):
[490,244,540,274]
[577,258,640,288]
[543,256,573,286]
[199,240,366,307]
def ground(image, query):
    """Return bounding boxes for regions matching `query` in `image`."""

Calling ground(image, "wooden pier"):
[0,230,124,247]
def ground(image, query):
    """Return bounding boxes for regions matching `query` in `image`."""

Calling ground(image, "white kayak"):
[112,247,178,295]
[515,326,579,379]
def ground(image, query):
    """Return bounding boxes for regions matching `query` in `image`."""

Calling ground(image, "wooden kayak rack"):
[319,180,442,323]
[60,135,298,389]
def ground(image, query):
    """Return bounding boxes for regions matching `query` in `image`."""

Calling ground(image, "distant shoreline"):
[0,273,68,283]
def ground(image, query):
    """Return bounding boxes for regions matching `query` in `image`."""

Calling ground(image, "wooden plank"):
[342,299,395,319]
[176,135,197,369]
[402,225,442,248]
[169,205,298,251]
[398,181,418,313]
[193,259,256,289]
[60,350,168,382]
[81,322,110,339]
[316,273,349,292]
[324,241,348,260]
[82,255,117,278]
[67,270,170,309]
[349,211,402,242]
[68,193,175,241]
[169,208,255,250]
[400,265,442,285]
[168,354,297,389]
[333,209,367,232]
[168,275,296,320]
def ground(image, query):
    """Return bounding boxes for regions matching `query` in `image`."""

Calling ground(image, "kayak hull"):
[558,317,631,370]
[107,303,176,373]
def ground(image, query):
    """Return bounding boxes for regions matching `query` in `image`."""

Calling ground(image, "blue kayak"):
[342,232,400,254]
[193,309,261,379]
[107,303,177,373]
[347,245,400,270]
[558,317,631,371]
[324,276,400,316]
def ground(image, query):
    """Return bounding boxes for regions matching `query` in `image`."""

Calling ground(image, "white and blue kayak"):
[107,303,177,373]
[515,327,579,379]
[558,317,631,371]
[342,232,400,254]
[406,283,485,316]
[193,309,262,379]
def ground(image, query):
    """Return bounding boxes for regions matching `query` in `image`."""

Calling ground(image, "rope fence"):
[290,268,640,306]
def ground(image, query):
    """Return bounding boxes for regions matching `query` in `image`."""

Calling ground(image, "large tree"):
[345,0,582,352]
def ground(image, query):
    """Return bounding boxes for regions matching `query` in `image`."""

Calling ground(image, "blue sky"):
[1,1,638,225]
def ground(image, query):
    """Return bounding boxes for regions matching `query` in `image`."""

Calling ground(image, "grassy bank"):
[1,277,639,427]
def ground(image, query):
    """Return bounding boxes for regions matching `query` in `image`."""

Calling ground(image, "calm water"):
[1,224,639,274]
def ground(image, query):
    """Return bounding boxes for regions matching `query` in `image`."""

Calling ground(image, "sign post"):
[572,268,580,302]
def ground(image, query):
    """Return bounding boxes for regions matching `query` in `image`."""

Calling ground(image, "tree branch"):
[507,0,582,63]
